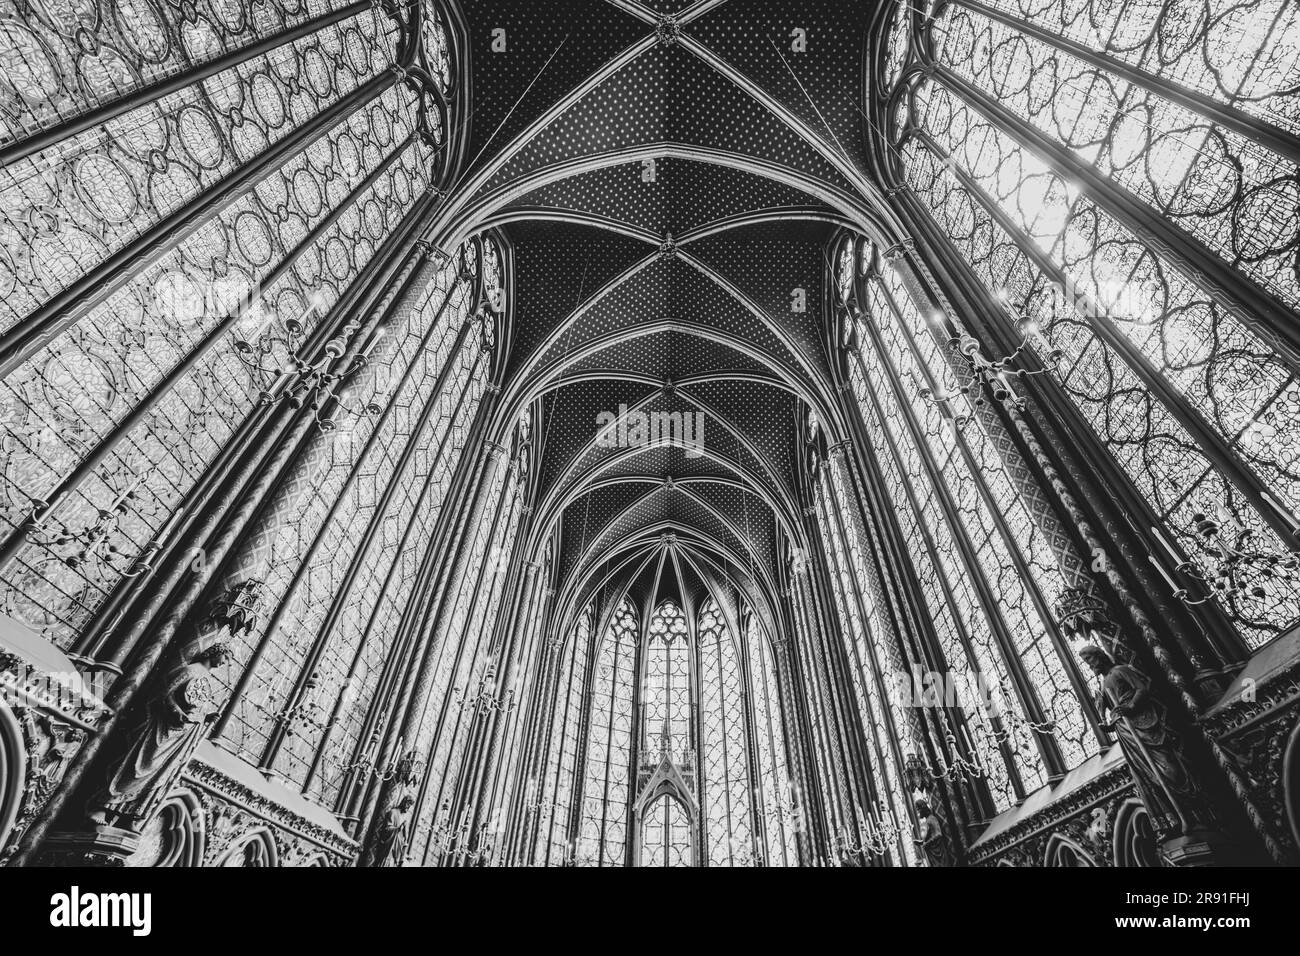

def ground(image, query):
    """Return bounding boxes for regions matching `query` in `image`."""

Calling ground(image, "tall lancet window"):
[576,597,637,866]
[0,0,473,830]
[640,795,693,868]
[415,398,530,864]
[883,0,1300,648]
[534,603,593,865]
[642,600,692,759]
[212,232,498,807]
[832,234,1093,809]
[747,613,799,867]
[698,597,755,866]
[812,429,917,865]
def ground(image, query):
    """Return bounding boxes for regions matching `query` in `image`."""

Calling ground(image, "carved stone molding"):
[968,756,1136,867]
[0,630,110,865]
[178,748,357,867]
[1202,651,1300,863]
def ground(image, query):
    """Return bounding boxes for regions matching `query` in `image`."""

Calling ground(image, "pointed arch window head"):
[397,0,462,175]
[836,234,856,305]
[640,795,692,868]
[462,232,509,371]
[420,6,454,93]
[564,589,782,866]
[643,600,692,760]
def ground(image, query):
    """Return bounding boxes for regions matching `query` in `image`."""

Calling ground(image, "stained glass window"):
[641,599,692,758]
[639,794,692,868]
[412,408,527,864]
[0,2,460,654]
[747,612,799,867]
[534,603,592,864]
[814,461,917,865]
[0,0,475,828]
[825,229,1106,810]
[884,0,1300,648]
[575,597,637,866]
[788,560,851,835]
[698,597,755,866]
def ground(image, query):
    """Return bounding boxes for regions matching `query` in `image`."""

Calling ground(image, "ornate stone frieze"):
[179,749,357,867]
[1201,648,1300,863]
[968,758,1136,867]
[0,623,111,864]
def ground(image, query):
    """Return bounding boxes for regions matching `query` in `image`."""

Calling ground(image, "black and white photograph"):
[0,0,1294,937]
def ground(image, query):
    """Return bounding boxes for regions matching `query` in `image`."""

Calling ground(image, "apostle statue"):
[86,640,232,831]
[374,793,416,868]
[1079,644,1213,837]
[913,798,954,867]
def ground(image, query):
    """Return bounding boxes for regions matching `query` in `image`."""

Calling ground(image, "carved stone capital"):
[38,826,138,867]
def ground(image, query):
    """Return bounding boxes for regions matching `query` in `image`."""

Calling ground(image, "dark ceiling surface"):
[446,0,881,629]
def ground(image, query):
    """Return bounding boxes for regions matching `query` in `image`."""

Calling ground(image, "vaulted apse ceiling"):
[437,0,892,630]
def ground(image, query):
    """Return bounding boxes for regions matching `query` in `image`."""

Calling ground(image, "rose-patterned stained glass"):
[533,603,592,865]
[698,597,754,866]
[882,0,1300,646]
[966,0,1300,137]
[0,6,397,337]
[641,599,691,758]
[934,4,1299,312]
[746,613,798,867]
[575,597,636,867]
[639,794,691,868]
[0,0,460,657]
[0,0,372,145]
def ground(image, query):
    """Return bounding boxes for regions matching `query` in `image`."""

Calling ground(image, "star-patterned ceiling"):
[436,0,891,629]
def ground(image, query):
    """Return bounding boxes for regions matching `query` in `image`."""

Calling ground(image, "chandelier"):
[232,296,386,432]
[834,800,903,862]
[453,666,518,715]
[917,295,1062,425]
[1148,508,1299,608]
[340,733,422,784]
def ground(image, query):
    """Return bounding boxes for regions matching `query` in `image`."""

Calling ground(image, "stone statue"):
[913,798,953,867]
[1079,645,1212,837]
[86,641,233,831]
[374,793,416,868]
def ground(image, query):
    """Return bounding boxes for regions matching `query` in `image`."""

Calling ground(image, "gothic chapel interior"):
[0,0,1298,870]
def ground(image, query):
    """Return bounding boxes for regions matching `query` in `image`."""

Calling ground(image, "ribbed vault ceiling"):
[441,0,885,629]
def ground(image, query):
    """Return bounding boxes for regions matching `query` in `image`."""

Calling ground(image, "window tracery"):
[698,597,753,866]
[575,597,637,866]
[0,0,463,659]
[533,603,591,865]
[746,612,799,867]
[826,232,1101,811]
[882,0,1300,647]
